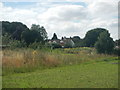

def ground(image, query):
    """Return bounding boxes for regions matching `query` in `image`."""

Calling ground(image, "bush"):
[113,48,120,56]
[52,43,62,49]
[95,31,114,54]
[9,40,26,49]
[64,44,72,48]
[28,42,43,49]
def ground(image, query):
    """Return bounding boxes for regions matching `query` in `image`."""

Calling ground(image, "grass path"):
[3,60,118,88]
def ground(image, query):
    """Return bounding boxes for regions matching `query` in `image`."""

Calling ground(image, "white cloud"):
[0,1,118,40]
[37,5,87,23]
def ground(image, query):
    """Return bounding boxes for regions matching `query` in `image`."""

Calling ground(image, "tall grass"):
[2,47,117,75]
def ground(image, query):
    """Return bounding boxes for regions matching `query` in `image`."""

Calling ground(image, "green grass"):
[2,47,119,88]
[3,59,118,88]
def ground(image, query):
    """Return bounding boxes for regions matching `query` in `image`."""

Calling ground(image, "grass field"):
[3,59,118,88]
[1,47,119,88]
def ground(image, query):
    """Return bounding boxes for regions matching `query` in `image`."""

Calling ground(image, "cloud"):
[37,5,87,22]
[87,1,118,19]
[0,1,118,40]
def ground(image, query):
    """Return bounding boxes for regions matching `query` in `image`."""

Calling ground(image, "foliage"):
[52,33,58,40]
[2,21,48,48]
[2,21,29,40]
[64,43,73,48]
[114,39,120,46]
[2,48,118,76]
[113,49,120,56]
[95,31,114,54]
[64,39,75,48]
[72,36,81,47]
[30,24,48,40]
[2,33,27,48]
[28,42,44,49]
[71,36,85,47]
[72,36,81,40]
[52,43,62,49]
[2,21,116,51]
[84,28,107,47]
[9,40,27,49]
[21,30,44,45]
[3,53,118,88]
[2,33,11,45]
[1,21,119,88]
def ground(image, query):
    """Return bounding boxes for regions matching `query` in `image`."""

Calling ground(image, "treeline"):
[1,21,119,54]
[51,28,119,54]
[2,21,48,49]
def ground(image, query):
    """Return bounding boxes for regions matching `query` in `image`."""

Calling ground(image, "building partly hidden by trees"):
[49,34,75,48]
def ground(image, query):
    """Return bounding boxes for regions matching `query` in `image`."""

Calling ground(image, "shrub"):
[95,31,114,54]
[113,48,120,56]
[52,43,62,49]
[28,42,42,49]
[9,40,26,49]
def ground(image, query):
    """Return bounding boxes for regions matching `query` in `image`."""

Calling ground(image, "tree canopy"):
[2,21,48,47]
[52,33,58,40]
[2,21,116,52]
[2,21,29,40]
[72,36,82,47]
[84,28,107,47]
[21,30,43,45]
[30,24,48,40]
[95,30,114,54]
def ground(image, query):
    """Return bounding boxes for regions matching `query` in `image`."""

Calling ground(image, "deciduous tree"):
[95,30,114,54]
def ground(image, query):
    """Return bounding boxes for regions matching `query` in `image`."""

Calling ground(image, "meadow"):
[1,47,119,88]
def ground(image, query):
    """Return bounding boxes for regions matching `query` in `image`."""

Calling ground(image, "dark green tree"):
[2,21,29,40]
[72,36,81,41]
[52,33,58,40]
[30,24,48,40]
[115,39,120,46]
[2,33,11,45]
[114,39,120,55]
[21,30,43,45]
[2,21,11,36]
[9,40,27,49]
[84,28,107,47]
[40,26,48,40]
[52,43,62,49]
[95,30,114,54]
[72,36,81,47]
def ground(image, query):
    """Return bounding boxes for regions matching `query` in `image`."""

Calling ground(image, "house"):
[48,39,61,44]
[48,37,75,48]
[62,37,75,48]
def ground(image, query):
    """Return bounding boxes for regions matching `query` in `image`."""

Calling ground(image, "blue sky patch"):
[3,2,37,8]
[3,2,87,9]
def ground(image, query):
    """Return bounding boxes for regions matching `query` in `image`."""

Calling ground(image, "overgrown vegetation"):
[1,21,119,88]
[2,21,119,55]
[2,47,118,76]
[2,48,119,88]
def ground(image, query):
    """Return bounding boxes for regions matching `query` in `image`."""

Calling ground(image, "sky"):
[0,0,119,40]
